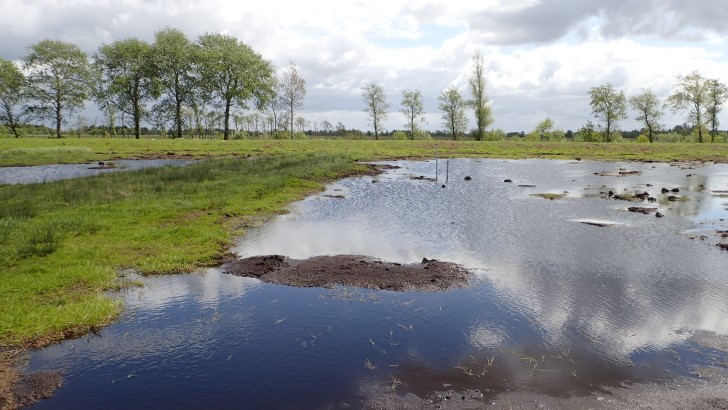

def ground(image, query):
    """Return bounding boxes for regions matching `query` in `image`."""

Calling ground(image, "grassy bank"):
[0,154,365,347]
[2,138,728,167]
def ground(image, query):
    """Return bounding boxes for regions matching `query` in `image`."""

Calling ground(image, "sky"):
[2,0,728,133]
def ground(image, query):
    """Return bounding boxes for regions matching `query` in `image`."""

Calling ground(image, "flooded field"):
[0,159,195,185]
[22,159,728,408]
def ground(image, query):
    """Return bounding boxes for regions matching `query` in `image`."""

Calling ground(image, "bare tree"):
[322,120,332,134]
[469,49,493,141]
[400,89,425,139]
[361,82,390,140]
[438,86,468,140]
[667,71,709,143]
[277,62,306,139]
[295,116,306,132]
[629,88,663,143]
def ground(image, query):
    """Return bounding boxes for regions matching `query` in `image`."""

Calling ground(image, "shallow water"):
[0,159,195,185]
[26,159,728,408]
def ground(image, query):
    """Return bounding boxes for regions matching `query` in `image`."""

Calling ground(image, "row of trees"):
[588,72,728,143]
[0,27,309,140]
[360,50,493,141]
[2,28,726,142]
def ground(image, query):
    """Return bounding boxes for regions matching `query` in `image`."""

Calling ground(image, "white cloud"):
[1,0,727,132]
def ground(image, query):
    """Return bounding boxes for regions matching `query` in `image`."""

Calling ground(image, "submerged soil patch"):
[0,363,62,410]
[223,255,471,292]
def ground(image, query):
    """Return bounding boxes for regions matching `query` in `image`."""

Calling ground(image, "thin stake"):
[446,160,449,183]
[435,144,439,181]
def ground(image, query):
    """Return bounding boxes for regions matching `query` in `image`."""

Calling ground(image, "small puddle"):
[0,159,195,185]
[23,159,728,408]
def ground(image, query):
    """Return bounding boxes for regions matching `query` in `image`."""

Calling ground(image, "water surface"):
[26,159,728,408]
[0,159,195,185]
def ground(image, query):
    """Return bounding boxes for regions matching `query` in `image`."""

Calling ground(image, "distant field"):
[2,138,728,167]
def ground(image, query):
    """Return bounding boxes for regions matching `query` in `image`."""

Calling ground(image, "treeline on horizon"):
[1,27,727,143]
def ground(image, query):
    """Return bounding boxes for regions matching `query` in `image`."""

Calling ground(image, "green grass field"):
[1,137,728,349]
[3,138,728,167]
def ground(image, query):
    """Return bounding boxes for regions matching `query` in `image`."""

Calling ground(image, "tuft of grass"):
[531,192,568,200]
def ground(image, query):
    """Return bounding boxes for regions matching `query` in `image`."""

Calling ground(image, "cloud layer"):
[1,0,727,132]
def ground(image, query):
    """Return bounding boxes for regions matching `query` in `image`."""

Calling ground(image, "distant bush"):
[635,134,650,143]
[656,132,695,143]
[573,122,601,142]
[609,131,623,142]
[344,131,365,140]
[413,130,431,140]
[392,131,409,140]
[483,129,506,141]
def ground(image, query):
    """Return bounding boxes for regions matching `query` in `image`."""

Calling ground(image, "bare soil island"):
[222,255,471,292]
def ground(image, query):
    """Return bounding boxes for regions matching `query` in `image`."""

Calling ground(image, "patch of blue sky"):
[367,23,465,49]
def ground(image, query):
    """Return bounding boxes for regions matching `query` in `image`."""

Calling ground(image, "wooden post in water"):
[435,144,439,181]
[446,160,449,183]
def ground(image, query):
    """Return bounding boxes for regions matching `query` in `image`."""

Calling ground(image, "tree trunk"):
[174,76,183,139]
[289,102,294,140]
[223,99,231,140]
[605,118,611,143]
[373,108,379,140]
[133,85,141,139]
[55,104,62,139]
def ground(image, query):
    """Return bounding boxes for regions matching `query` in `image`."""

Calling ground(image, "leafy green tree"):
[23,39,94,139]
[277,62,306,139]
[361,82,389,140]
[706,78,728,142]
[197,33,275,140]
[588,83,627,142]
[628,88,663,143]
[468,49,493,141]
[400,89,425,139]
[437,86,467,140]
[0,58,28,138]
[526,117,555,141]
[150,27,198,139]
[666,71,709,143]
[94,38,155,139]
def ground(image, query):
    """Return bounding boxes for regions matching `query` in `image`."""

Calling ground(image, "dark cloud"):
[468,0,728,45]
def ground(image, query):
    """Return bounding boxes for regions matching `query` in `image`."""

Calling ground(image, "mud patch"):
[572,219,622,227]
[0,364,62,410]
[628,207,658,214]
[223,255,471,292]
[359,367,728,410]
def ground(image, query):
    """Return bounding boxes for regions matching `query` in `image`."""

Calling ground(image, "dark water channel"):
[0,159,195,185]
[26,159,728,408]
